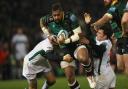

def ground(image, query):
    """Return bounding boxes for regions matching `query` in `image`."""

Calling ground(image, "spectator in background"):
[0,40,11,80]
[11,27,29,79]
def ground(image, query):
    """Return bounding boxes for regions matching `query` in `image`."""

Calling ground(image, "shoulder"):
[103,39,112,48]
[64,12,78,22]
[40,14,54,25]
[107,5,117,14]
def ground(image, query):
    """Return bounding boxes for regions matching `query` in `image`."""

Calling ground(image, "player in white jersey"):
[22,38,56,89]
[93,25,116,89]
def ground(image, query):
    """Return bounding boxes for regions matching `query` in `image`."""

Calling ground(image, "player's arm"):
[91,13,113,28]
[40,16,58,45]
[64,26,82,44]
[40,17,51,37]
[91,5,117,28]
[64,14,82,44]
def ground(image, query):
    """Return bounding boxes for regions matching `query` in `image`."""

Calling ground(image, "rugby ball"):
[57,30,68,39]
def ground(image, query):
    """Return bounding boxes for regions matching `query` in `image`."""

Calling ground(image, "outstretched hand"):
[57,35,65,44]
[84,13,92,24]
[48,35,58,45]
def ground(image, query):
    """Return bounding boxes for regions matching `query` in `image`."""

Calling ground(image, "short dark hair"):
[100,23,113,39]
[52,2,63,11]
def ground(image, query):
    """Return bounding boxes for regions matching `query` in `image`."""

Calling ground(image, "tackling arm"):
[64,26,82,44]
[40,17,51,37]
[92,13,113,28]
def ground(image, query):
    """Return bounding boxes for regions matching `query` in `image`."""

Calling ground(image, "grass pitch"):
[0,74,128,89]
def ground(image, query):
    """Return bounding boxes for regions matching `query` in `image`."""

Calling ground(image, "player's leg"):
[123,46,128,74]
[42,71,56,89]
[123,54,128,74]
[61,55,80,89]
[116,38,125,72]
[64,66,80,89]
[28,78,37,89]
[116,54,124,72]
[22,56,38,89]
[122,37,128,74]
[108,65,116,89]
[74,45,96,88]
[74,45,92,74]
[95,64,116,89]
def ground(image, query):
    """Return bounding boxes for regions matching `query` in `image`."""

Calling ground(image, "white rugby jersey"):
[25,38,53,60]
[94,37,112,75]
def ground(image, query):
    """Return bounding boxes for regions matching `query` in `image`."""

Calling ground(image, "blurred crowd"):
[0,0,105,80]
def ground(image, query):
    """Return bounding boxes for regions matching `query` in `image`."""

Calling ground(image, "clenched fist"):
[63,54,73,62]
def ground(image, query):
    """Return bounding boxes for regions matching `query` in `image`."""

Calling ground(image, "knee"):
[78,55,89,64]
[77,48,89,64]
[63,54,73,62]
[117,64,124,72]
[47,80,56,86]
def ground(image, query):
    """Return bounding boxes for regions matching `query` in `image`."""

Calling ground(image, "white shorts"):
[22,54,52,80]
[74,45,86,59]
[60,60,76,69]
[95,64,116,89]
[22,38,53,80]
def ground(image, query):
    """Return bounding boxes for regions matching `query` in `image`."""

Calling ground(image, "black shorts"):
[48,44,77,61]
[116,37,128,54]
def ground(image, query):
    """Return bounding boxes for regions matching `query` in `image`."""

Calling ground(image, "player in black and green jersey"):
[40,3,96,89]
[92,0,127,38]
[121,0,128,74]
[121,0,128,37]
[91,0,128,74]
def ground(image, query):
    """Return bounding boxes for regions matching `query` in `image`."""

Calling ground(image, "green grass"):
[0,74,128,89]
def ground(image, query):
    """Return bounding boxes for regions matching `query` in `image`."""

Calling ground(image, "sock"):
[81,60,93,76]
[42,81,49,89]
[68,80,80,89]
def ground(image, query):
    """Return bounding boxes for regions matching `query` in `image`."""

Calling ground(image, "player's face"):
[104,0,112,6]
[52,10,63,23]
[96,29,107,41]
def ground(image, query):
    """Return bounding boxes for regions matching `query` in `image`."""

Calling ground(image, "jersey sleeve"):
[107,6,117,17]
[69,13,80,29]
[40,15,54,27]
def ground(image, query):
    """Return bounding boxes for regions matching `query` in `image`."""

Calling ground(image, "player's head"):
[104,0,118,6]
[52,3,64,23]
[96,23,112,41]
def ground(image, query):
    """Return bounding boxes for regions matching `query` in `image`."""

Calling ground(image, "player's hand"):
[57,35,65,44]
[84,13,92,24]
[80,37,90,44]
[48,35,58,45]
[63,54,73,62]
[90,23,99,33]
